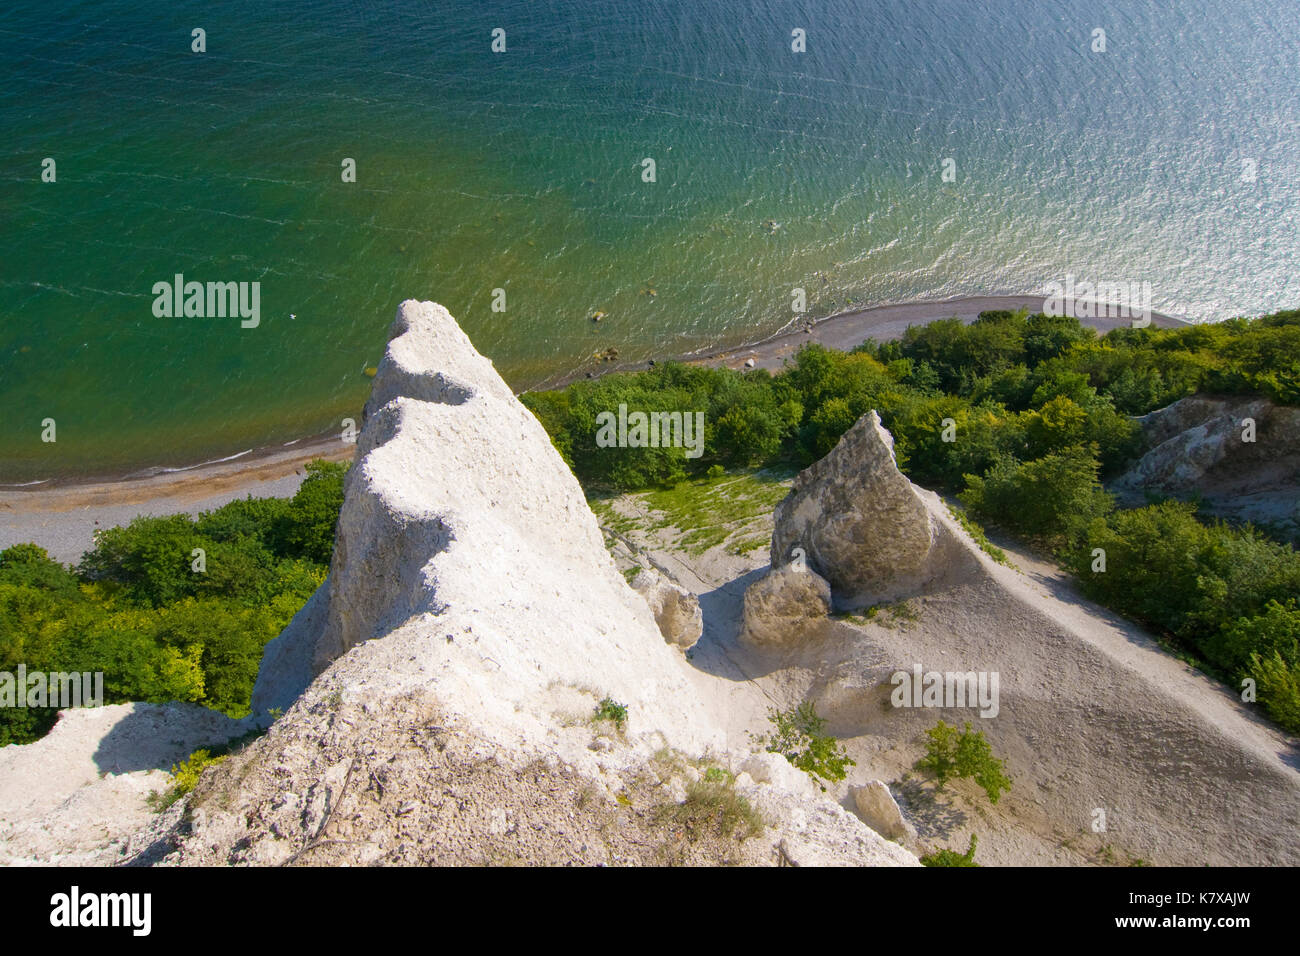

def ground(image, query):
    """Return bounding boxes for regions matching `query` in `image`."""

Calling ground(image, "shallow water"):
[1,0,1296,480]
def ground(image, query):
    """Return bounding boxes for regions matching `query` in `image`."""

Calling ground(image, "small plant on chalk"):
[702,766,734,785]
[756,702,855,790]
[915,720,1011,804]
[147,748,229,811]
[593,696,628,728]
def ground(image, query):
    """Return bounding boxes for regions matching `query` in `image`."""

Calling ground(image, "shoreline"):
[536,294,1187,388]
[0,294,1189,563]
[681,294,1187,374]
[0,431,354,495]
[0,436,355,564]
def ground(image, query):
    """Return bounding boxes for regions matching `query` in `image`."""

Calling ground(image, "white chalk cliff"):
[9,305,1298,867]
[128,301,917,866]
[1112,395,1300,541]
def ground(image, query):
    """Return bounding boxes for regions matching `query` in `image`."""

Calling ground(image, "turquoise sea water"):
[2,0,1298,481]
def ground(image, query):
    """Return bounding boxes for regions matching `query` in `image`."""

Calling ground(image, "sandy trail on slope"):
[599,478,1299,866]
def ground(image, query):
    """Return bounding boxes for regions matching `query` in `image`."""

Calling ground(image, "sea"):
[2,0,1297,481]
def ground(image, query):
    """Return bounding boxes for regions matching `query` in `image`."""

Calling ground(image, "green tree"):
[959,444,1112,544]
[275,460,348,563]
[759,702,856,789]
[0,544,81,597]
[916,721,1012,804]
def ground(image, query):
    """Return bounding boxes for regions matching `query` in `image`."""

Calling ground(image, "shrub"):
[1207,600,1300,676]
[712,396,787,467]
[800,397,858,462]
[77,514,204,607]
[195,495,292,548]
[593,696,628,728]
[921,833,980,867]
[757,702,855,789]
[275,459,348,563]
[1250,650,1300,733]
[0,544,81,597]
[959,444,1112,545]
[915,721,1012,804]
[1070,503,1300,678]
[148,747,229,810]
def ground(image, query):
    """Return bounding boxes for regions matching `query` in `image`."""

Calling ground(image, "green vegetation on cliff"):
[526,308,1300,733]
[0,460,347,745]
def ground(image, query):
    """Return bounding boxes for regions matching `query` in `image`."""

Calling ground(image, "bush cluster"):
[525,308,1300,734]
[1068,502,1300,732]
[0,460,346,745]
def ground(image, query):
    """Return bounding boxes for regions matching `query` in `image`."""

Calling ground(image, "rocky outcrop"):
[0,703,248,865]
[128,301,917,868]
[1115,395,1277,489]
[740,563,833,647]
[851,781,915,842]
[769,410,973,609]
[631,568,703,650]
[246,300,723,753]
[1112,395,1300,540]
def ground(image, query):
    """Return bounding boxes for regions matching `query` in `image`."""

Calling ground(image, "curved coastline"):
[0,294,1190,563]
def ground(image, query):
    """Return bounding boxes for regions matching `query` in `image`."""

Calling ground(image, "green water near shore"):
[2,0,1298,481]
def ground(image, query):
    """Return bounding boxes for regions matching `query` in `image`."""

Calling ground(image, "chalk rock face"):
[740,563,833,647]
[631,568,703,650]
[770,411,955,609]
[1115,396,1275,490]
[1112,396,1300,541]
[0,703,249,866]
[250,300,717,748]
[153,301,919,868]
[851,781,915,842]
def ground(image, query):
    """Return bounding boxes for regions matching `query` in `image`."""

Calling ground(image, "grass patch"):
[833,599,920,629]
[947,503,1011,566]
[589,497,641,538]
[656,777,764,841]
[598,465,790,556]
[728,534,772,556]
